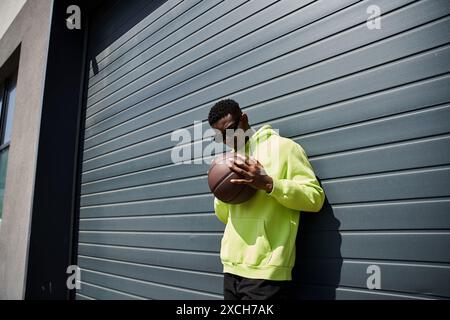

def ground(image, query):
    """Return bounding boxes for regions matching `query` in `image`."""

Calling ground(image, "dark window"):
[0,71,18,220]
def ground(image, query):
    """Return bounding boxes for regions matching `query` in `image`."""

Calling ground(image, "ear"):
[241,113,249,128]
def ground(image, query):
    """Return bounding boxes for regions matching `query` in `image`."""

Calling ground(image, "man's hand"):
[227,154,274,193]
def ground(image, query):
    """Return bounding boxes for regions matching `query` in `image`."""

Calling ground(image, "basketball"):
[207,153,257,204]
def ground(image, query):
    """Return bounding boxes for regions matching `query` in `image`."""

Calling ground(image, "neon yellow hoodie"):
[214,124,325,281]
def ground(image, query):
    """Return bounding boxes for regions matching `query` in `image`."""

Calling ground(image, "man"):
[208,99,325,300]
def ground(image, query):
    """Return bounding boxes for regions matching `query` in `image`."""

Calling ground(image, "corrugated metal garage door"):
[76,0,450,300]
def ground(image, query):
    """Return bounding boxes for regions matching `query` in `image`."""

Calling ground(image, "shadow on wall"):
[87,0,169,76]
[291,177,343,300]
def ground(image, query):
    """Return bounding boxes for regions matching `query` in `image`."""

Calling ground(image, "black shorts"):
[223,272,292,300]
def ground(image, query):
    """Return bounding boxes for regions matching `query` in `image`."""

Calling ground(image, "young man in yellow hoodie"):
[208,99,325,300]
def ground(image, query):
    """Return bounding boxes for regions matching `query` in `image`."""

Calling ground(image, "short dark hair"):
[208,99,242,126]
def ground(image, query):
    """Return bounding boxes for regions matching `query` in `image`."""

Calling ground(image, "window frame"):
[0,72,17,149]
[0,82,6,150]
[0,71,17,222]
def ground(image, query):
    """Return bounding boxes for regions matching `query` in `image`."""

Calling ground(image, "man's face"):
[212,113,248,150]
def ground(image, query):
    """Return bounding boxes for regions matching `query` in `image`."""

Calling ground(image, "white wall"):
[0,0,27,40]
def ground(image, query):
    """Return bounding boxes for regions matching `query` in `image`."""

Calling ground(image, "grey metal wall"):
[76,0,450,300]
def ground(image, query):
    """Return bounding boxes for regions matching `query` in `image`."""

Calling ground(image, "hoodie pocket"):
[220,218,272,266]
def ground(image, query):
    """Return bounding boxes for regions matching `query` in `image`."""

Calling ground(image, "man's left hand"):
[227,154,273,193]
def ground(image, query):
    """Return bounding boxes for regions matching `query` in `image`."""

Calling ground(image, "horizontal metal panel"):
[311,134,450,179]
[294,258,450,298]
[82,133,450,201]
[88,0,151,52]
[78,244,222,273]
[302,199,450,232]
[293,284,433,300]
[81,74,450,184]
[83,40,450,176]
[83,33,450,162]
[77,282,144,300]
[79,198,450,232]
[81,167,450,218]
[81,175,209,206]
[78,256,223,294]
[88,0,185,77]
[79,213,224,232]
[88,0,245,96]
[300,232,450,263]
[79,231,221,252]
[323,166,450,204]
[298,103,450,157]
[83,0,362,140]
[80,136,450,207]
[82,95,450,184]
[84,0,416,130]
[79,198,450,233]
[80,269,222,299]
[83,71,450,179]
[332,288,433,300]
[86,0,312,115]
[83,0,436,155]
[85,0,352,122]
[79,232,450,265]
[80,194,213,218]
[247,45,450,130]
[85,0,279,112]
[82,140,208,183]
[75,293,94,300]
[89,0,205,84]
[81,162,209,194]
[272,74,450,149]
[85,0,440,159]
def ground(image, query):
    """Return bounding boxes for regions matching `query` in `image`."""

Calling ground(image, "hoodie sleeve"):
[214,197,229,224]
[268,143,325,212]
